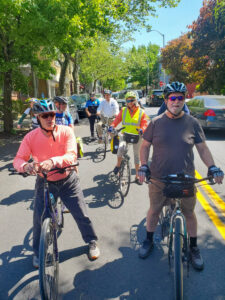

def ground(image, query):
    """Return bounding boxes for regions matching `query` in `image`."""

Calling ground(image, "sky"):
[123,0,204,49]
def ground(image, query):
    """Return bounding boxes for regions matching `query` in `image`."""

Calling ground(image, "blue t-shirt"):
[85,99,100,114]
[55,112,73,126]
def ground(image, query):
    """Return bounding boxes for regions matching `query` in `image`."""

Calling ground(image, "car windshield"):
[204,97,225,107]
[71,94,87,104]
[117,92,126,100]
[153,91,163,95]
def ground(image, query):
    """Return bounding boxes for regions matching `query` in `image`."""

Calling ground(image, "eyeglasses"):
[168,95,185,101]
[40,112,56,119]
[126,99,135,103]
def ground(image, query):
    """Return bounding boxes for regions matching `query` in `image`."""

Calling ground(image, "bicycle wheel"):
[103,133,107,160]
[174,217,183,300]
[119,159,131,197]
[39,218,59,300]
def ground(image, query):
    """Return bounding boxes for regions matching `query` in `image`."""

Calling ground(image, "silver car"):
[187,95,225,130]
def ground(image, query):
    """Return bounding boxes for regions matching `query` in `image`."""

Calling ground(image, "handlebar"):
[8,163,79,178]
[148,173,215,185]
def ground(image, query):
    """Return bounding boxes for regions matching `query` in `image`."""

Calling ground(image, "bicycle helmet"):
[163,82,187,98]
[53,96,68,104]
[33,99,56,114]
[104,89,112,95]
[28,98,38,103]
[125,91,137,100]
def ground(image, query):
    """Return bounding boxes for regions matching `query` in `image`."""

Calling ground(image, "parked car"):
[112,92,119,100]
[70,94,89,117]
[135,90,143,99]
[67,97,80,124]
[95,93,104,102]
[187,95,225,130]
[146,89,164,106]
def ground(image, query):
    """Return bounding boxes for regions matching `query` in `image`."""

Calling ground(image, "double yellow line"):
[195,170,225,240]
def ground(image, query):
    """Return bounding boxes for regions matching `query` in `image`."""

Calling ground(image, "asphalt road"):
[0,102,225,300]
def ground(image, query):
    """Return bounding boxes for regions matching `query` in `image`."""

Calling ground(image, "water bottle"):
[49,193,56,207]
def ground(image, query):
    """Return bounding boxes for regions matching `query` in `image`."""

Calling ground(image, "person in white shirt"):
[96,90,119,142]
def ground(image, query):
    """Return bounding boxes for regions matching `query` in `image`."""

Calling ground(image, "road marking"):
[195,170,225,217]
[195,171,225,240]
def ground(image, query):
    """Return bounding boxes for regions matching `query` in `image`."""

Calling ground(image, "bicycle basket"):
[111,135,120,154]
[124,133,139,144]
[163,183,195,198]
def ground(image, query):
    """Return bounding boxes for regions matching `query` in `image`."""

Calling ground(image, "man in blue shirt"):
[85,92,100,140]
[53,96,74,129]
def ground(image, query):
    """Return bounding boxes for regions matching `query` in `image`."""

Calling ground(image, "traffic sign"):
[159,81,164,87]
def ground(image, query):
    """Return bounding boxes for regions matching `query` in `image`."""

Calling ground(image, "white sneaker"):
[88,240,100,260]
[33,255,39,269]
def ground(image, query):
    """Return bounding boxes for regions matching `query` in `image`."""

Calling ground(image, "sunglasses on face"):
[126,99,135,103]
[168,95,185,101]
[40,112,56,119]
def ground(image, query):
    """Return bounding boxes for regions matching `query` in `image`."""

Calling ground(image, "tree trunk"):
[93,79,98,92]
[31,68,38,97]
[73,52,80,95]
[3,70,13,133]
[58,53,69,95]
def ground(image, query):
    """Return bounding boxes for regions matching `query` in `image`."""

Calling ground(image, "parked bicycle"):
[9,163,79,300]
[148,172,214,300]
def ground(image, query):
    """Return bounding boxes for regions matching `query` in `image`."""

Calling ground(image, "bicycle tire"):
[119,159,131,197]
[174,217,183,300]
[39,218,59,300]
[103,134,107,160]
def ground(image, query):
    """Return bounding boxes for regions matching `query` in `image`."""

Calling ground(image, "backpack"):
[76,137,84,158]
[110,135,120,154]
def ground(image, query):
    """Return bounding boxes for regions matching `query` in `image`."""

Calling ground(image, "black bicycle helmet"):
[33,99,56,114]
[163,82,187,98]
[53,96,68,104]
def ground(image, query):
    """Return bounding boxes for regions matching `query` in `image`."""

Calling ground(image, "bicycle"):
[96,116,111,160]
[148,172,214,300]
[9,163,78,300]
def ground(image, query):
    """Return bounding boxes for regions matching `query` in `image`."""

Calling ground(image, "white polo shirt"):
[97,98,119,118]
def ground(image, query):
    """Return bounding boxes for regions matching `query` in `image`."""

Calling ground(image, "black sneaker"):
[113,166,120,175]
[139,239,154,259]
[190,246,204,270]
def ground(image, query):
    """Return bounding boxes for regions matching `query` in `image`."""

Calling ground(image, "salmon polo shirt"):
[13,125,77,181]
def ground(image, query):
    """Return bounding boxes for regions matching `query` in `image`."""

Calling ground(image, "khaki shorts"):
[149,180,196,217]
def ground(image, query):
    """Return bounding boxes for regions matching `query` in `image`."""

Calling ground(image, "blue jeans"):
[33,171,97,256]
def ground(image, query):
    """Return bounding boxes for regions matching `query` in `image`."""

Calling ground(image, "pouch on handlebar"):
[76,137,84,158]
[163,183,195,198]
[124,133,139,144]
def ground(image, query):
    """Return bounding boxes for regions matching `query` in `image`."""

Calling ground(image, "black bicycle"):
[149,173,214,300]
[9,163,78,300]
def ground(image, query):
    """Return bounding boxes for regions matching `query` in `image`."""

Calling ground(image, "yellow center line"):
[195,170,225,218]
[196,188,225,240]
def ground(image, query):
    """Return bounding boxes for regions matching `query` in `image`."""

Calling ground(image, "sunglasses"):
[168,95,185,101]
[126,99,135,103]
[40,112,56,119]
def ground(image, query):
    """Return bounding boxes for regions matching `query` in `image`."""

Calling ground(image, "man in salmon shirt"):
[108,91,149,185]
[13,99,100,268]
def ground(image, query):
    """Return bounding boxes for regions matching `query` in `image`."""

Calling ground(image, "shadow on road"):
[0,189,34,209]
[83,171,124,209]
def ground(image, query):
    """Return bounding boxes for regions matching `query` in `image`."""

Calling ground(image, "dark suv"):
[147,89,164,107]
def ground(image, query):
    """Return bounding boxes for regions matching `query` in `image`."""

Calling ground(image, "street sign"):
[159,81,164,87]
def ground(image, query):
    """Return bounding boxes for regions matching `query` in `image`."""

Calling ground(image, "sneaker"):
[135,177,143,185]
[33,255,39,269]
[113,166,120,175]
[88,240,100,260]
[190,246,204,270]
[139,239,154,259]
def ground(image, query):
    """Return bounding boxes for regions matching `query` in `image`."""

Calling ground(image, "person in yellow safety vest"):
[108,91,149,185]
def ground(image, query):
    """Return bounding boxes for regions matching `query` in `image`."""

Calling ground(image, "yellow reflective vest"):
[121,107,144,135]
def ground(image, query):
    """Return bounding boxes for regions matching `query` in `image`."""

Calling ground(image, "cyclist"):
[53,96,74,129]
[85,92,100,140]
[96,90,119,143]
[17,98,39,129]
[138,81,224,270]
[13,99,100,268]
[108,91,149,185]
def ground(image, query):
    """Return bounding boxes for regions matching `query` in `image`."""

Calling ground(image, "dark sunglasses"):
[168,95,185,101]
[40,112,56,119]
[126,99,135,103]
